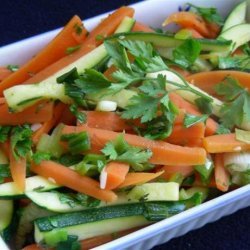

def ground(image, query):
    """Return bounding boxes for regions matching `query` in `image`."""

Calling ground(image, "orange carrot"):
[62,125,207,166]
[0,97,6,104]
[81,226,143,249]
[0,67,12,82]
[0,101,53,126]
[58,105,76,125]
[9,148,26,192]
[186,70,250,97]
[32,102,66,144]
[162,11,217,38]
[185,28,204,38]
[24,7,134,85]
[132,21,154,32]
[214,154,230,192]
[118,171,164,188]
[22,245,43,250]
[78,111,132,131]
[31,160,117,202]
[167,122,205,146]
[23,227,143,250]
[0,15,87,95]
[104,162,129,190]
[103,65,117,80]
[169,92,218,136]
[169,65,191,77]
[160,165,194,180]
[163,12,205,35]
[203,133,250,153]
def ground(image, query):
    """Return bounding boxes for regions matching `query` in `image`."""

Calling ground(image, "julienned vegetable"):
[1,2,250,250]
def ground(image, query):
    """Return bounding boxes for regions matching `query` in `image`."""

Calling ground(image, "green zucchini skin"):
[34,194,201,244]
[108,32,232,52]
[35,193,201,232]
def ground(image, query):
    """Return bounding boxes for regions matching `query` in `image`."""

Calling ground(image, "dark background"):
[0,0,250,249]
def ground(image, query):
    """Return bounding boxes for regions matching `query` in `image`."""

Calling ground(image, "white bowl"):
[0,0,249,249]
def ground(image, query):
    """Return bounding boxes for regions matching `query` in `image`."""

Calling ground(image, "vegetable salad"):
[0,1,250,249]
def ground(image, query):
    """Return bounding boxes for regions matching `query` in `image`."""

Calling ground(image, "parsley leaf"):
[184,114,208,128]
[7,64,19,72]
[75,154,106,176]
[218,56,250,71]
[216,124,231,135]
[66,45,81,55]
[172,39,201,69]
[32,152,52,164]
[69,104,86,124]
[195,97,213,115]
[122,93,159,123]
[56,235,81,250]
[10,125,32,159]
[188,3,224,26]
[101,134,153,171]
[0,126,11,143]
[215,77,250,129]
[75,69,111,94]
[0,164,10,184]
[61,132,90,155]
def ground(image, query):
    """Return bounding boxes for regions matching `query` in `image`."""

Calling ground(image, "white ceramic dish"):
[0,0,249,249]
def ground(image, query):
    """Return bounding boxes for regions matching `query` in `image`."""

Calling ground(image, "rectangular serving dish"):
[0,0,249,249]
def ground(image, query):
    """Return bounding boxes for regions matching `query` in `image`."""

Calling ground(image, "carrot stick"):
[203,133,250,153]
[162,11,217,38]
[104,162,129,190]
[62,125,207,166]
[32,102,66,144]
[0,97,6,104]
[24,7,134,85]
[160,165,194,180]
[118,171,164,188]
[0,15,87,96]
[132,22,155,32]
[214,154,230,192]
[167,122,205,146]
[186,70,250,97]
[185,28,204,38]
[22,227,143,250]
[103,65,117,80]
[31,160,117,202]
[78,111,132,131]
[9,148,26,193]
[169,92,218,136]
[22,245,43,250]
[0,101,53,126]
[0,67,12,82]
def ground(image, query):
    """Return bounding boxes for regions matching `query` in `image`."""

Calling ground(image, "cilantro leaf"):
[215,77,250,128]
[188,3,224,26]
[101,135,153,171]
[184,114,208,128]
[0,126,11,143]
[172,39,201,69]
[10,125,32,159]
